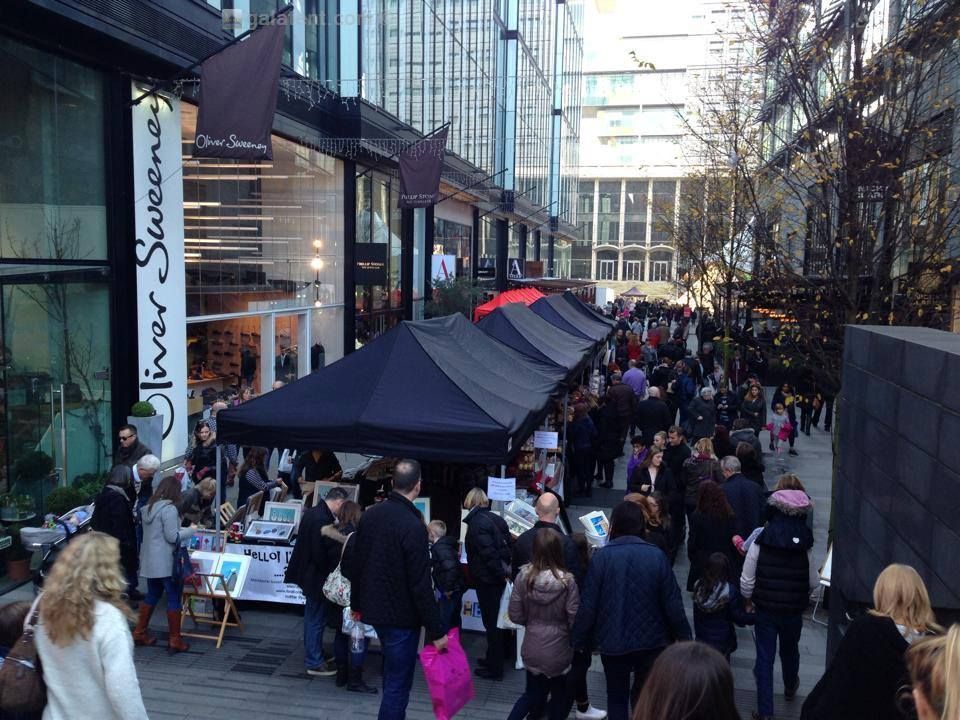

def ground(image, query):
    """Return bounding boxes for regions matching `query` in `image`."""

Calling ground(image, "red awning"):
[473,288,546,321]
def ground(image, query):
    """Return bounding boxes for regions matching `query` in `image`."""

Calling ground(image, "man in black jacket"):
[343,460,446,717]
[634,387,673,448]
[663,426,692,549]
[115,424,152,467]
[284,486,348,677]
[510,493,582,586]
[719,456,764,541]
[91,472,139,602]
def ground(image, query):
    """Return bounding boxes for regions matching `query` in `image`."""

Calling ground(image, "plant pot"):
[4,557,31,583]
[127,414,164,461]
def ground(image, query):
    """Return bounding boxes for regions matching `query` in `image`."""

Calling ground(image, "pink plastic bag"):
[419,628,475,720]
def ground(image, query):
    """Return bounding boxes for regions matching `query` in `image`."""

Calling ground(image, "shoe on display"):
[574,705,608,719]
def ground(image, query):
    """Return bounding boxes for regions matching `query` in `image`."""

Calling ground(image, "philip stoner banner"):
[193,22,285,160]
[398,127,449,208]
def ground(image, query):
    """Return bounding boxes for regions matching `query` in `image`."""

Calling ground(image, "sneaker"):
[785,677,800,700]
[788,449,799,456]
[574,705,608,719]
[306,661,338,677]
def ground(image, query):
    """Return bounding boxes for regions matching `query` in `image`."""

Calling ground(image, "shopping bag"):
[419,628,474,720]
[341,607,377,640]
[496,582,520,630]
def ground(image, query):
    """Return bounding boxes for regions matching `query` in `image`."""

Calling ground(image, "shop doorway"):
[0,266,112,513]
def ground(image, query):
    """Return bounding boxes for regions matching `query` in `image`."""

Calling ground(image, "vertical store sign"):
[131,84,187,460]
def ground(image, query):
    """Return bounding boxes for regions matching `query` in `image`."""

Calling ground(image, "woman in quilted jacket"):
[507,529,580,720]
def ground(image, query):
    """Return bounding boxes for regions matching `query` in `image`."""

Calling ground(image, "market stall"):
[476,302,594,380]
[530,295,613,345]
[473,287,545,322]
[560,290,616,328]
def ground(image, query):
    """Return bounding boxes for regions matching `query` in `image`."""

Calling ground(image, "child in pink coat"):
[765,403,793,454]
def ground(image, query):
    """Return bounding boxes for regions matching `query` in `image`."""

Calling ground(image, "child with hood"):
[693,552,755,660]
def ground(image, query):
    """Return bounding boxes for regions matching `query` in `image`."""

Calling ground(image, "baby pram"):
[23,504,94,595]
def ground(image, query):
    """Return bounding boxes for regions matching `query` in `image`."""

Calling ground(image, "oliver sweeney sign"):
[193,22,285,160]
[131,85,187,461]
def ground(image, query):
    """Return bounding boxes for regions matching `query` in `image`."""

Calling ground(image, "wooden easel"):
[181,572,243,649]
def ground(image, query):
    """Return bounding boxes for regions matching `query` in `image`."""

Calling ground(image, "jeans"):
[568,649,592,706]
[475,582,506,675]
[372,625,420,720]
[506,671,570,720]
[303,596,328,669]
[601,648,664,720]
[144,576,182,611]
[753,609,803,717]
[437,591,463,634]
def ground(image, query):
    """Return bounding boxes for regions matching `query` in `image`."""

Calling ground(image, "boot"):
[132,603,156,646]
[347,665,378,694]
[166,610,190,654]
[335,662,348,687]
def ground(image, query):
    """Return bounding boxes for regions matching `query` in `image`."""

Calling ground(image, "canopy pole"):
[561,393,568,500]
[215,445,222,535]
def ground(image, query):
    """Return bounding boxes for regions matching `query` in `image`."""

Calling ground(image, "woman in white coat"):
[35,532,149,720]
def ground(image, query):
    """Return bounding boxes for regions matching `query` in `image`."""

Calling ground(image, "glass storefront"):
[434,218,472,277]
[355,172,404,347]
[180,105,344,424]
[0,38,112,509]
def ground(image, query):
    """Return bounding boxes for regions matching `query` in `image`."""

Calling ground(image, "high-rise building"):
[575,0,748,293]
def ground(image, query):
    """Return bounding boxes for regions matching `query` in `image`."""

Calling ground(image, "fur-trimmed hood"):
[767,489,812,516]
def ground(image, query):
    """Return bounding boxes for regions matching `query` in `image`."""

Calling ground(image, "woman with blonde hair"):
[34,532,148,720]
[681,437,723,522]
[801,564,940,720]
[906,624,960,720]
[463,485,512,680]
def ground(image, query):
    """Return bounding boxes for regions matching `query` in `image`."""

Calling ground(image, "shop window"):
[180,104,344,318]
[0,37,107,261]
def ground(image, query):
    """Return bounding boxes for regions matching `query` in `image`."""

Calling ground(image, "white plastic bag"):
[496,582,521,630]
[342,607,378,640]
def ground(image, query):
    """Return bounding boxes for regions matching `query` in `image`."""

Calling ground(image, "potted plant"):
[127,400,163,461]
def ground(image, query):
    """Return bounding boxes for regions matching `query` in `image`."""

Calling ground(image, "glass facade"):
[0,37,112,514]
[180,104,344,415]
[355,172,404,346]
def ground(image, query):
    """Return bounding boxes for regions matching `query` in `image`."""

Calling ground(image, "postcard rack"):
[181,572,243,649]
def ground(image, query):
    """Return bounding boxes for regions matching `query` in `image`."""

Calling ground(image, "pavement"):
[2,390,835,719]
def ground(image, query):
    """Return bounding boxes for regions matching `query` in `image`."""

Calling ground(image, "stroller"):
[22,503,95,595]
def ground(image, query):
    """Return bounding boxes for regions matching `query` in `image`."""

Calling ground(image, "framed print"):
[244,520,295,543]
[263,501,301,530]
[312,481,360,506]
[245,491,265,521]
[211,554,251,597]
[411,497,431,523]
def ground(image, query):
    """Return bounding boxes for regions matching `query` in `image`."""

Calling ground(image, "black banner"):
[193,23,285,160]
[355,243,389,285]
[398,127,449,208]
[477,257,496,279]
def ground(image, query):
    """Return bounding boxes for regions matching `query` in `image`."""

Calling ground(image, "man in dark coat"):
[106,453,160,600]
[343,460,446,717]
[663,426,692,549]
[510,493,582,586]
[606,372,637,448]
[284,486,348,676]
[634,387,673,448]
[115,424,152,467]
[91,472,139,599]
[572,502,691,720]
[719,456,764,541]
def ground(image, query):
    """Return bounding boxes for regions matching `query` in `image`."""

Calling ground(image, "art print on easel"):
[211,554,251,597]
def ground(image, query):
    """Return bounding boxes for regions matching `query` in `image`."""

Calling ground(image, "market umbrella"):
[621,286,645,298]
